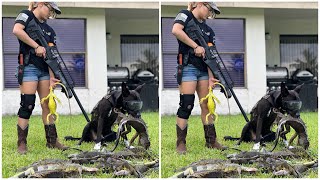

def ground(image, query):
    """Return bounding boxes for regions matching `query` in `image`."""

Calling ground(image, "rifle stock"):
[185,19,249,122]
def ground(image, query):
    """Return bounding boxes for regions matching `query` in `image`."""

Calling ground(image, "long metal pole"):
[214,48,249,122]
[70,88,90,122]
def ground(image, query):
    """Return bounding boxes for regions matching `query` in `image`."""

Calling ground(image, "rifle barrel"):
[70,88,90,122]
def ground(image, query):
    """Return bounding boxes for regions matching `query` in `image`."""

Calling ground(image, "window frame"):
[2,17,87,89]
[279,34,318,77]
[161,17,246,89]
[120,34,159,77]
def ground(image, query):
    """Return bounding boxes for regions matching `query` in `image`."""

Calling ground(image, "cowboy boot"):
[204,124,227,150]
[44,124,68,150]
[17,124,29,154]
[176,124,187,154]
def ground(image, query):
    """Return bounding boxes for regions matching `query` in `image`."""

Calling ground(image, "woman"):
[13,2,67,154]
[172,2,225,154]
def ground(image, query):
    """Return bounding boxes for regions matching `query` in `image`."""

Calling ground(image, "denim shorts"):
[175,64,209,82]
[15,64,50,82]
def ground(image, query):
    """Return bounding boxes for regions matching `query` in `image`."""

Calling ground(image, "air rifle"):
[185,19,249,122]
[26,19,90,122]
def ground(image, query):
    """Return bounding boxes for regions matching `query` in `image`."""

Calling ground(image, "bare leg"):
[37,80,54,125]
[196,80,214,125]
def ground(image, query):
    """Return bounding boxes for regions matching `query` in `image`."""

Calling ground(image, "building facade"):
[2,2,159,115]
[161,2,317,115]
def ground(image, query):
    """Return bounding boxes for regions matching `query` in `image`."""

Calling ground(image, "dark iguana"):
[257,157,317,177]
[66,147,158,178]
[227,149,317,178]
[68,147,155,164]
[12,159,99,178]
[171,159,258,178]
[68,150,113,164]
[111,112,150,151]
[112,147,154,160]
[95,154,158,178]
[227,148,313,164]
[271,110,309,151]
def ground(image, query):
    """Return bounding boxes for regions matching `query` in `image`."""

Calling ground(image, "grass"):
[2,112,159,178]
[161,112,318,178]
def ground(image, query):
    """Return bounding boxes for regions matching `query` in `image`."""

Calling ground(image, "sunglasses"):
[203,3,216,18]
[44,3,57,18]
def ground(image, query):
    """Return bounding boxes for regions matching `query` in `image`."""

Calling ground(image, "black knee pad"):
[177,94,195,119]
[18,94,36,119]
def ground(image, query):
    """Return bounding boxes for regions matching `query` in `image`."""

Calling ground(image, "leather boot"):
[44,124,68,150]
[17,124,28,154]
[204,124,227,150]
[176,124,187,154]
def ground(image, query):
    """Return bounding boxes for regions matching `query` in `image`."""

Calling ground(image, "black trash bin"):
[287,69,317,111]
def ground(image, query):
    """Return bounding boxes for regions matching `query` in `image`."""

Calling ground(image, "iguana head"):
[298,135,309,150]
[139,132,150,150]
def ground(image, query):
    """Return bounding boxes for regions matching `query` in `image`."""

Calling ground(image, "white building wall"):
[2,7,108,115]
[105,12,159,66]
[161,7,267,116]
[265,17,318,67]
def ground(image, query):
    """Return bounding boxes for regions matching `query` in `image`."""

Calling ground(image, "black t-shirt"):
[15,10,57,72]
[174,9,215,72]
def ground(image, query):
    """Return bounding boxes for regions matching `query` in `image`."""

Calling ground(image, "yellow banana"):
[199,83,228,124]
[40,82,67,123]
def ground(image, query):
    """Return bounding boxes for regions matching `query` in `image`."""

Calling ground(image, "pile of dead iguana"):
[67,146,158,178]
[228,147,317,178]
[12,159,99,178]
[171,159,258,178]
[12,147,158,178]
[171,147,317,178]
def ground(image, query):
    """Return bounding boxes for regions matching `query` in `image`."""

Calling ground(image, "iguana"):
[171,159,257,178]
[111,112,150,152]
[12,159,98,178]
[271,110,309,151]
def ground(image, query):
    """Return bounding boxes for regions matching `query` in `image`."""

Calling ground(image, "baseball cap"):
[207,2,220,14]
[47,2,61,14]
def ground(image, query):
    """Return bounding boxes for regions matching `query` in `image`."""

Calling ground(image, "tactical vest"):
[181,11,211,72]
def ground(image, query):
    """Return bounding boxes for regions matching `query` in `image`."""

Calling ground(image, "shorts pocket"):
[173,66,178,78]
[14,66,19,79]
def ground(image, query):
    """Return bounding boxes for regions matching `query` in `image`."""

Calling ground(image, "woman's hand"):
[194,46,205,58]
[49,77,60,89]
[209,77,220,89]
[35,46,46,58]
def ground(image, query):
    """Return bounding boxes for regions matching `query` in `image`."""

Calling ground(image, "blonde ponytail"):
[28,2,37,11]
[187,2,196,11]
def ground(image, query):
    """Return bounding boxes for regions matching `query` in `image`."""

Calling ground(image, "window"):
[280,35,318,77]
[120,35,159,79]
[161,18,245,88]
[2,18,86,88]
